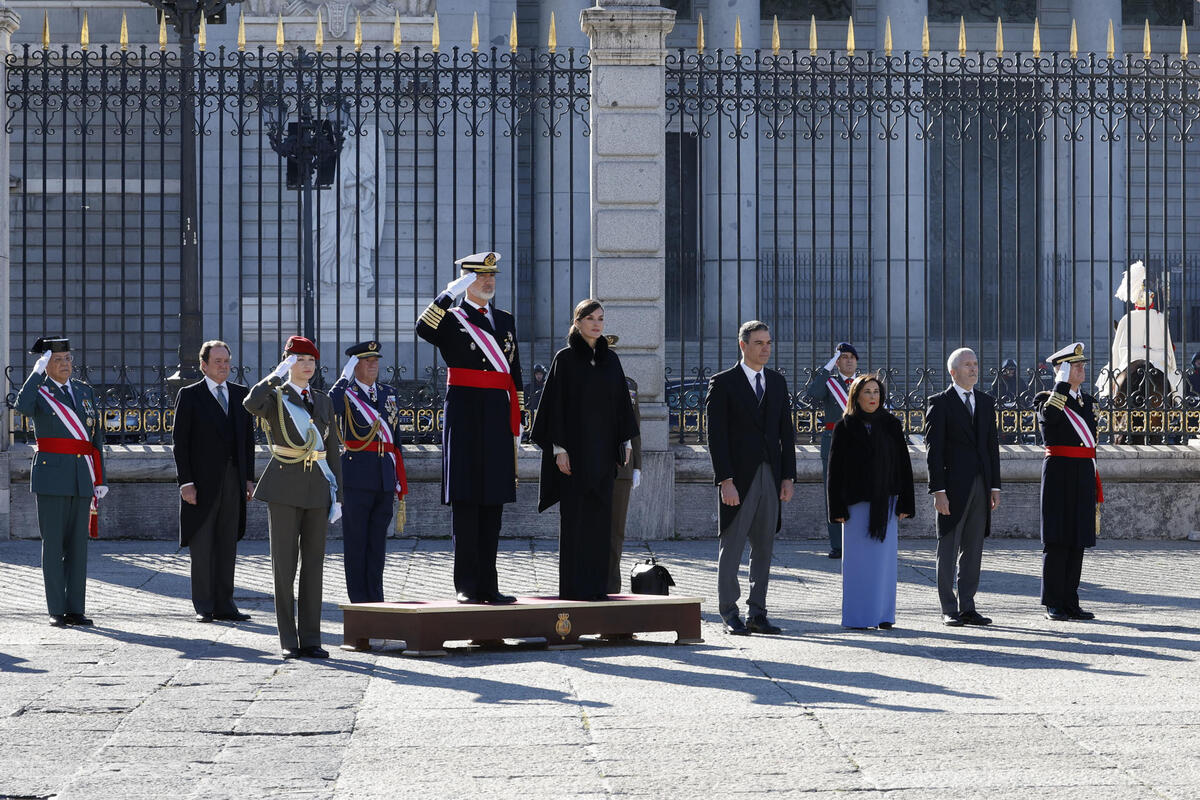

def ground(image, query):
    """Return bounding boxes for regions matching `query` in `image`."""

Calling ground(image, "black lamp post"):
[261,78,348,345]
[143,0,239,392]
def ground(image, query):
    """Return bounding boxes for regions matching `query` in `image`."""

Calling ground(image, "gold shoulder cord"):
[342,394,382,451]
[270,386,319,464]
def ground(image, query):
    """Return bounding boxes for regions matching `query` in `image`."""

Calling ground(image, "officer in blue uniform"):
[416,251,524,604]
[330,340,407,604]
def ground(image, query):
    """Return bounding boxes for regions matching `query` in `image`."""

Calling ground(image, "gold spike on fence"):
[548,11,556,53]
[432,12,440,52]
[846,16,855,56]
[355,12,363,52]
[1032,17,1041,58]
[199,13,207,51]
[958,16,966,57]
[771,15,780,55]
[42,10,49,50]
[120,11,129,51]
[314,9,323,52]
[734,16,742,55]
[1181,20,1189,59]
[809,15,817,55]
[1107,19,1115,59]
[238,10,246,52]
[471,12,479,52]
[510,12,518,52]
[995,17,1003,58]
[393,11,402,51]
[160,12,168,51]
[697,13,704,54]
[276,13,285,52]
[884,16,892,57]
[921,16,930,58]
[1069,19,1078,58]
[1144,19,1151,59]
[80,11,89,51]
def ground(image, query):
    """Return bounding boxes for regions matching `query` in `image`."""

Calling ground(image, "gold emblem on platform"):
[554,613,572,639]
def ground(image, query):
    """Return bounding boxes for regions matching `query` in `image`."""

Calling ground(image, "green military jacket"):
[803,366,854,433]
[15,372,106,497]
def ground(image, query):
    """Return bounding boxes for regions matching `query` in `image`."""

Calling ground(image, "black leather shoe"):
[723,616,751,636]
[878,622,894,630]
[214,611,251,622]
[942,613,964,627]
[301,646,329,659]
[455,592,481,604]
[483,592,517,605]
[48,614,68,628]
[65,613,93,627]
[195,613,214,623]
[1067,607,1095,620]
[828,549,843,560]
[959,610,992,626]
[746,615,783,634]
[281,648,302,659]
[1045,607,1070,621]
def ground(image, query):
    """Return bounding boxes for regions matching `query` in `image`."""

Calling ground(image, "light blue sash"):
[281,392,339,521]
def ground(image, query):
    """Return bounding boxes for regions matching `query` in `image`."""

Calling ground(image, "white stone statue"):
[316,119,387,292]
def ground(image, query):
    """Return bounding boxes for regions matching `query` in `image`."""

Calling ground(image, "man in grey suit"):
[244,336,344,659]
[924,347,1001,627]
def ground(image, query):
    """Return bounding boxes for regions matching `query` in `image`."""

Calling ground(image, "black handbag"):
[629,559,675,595]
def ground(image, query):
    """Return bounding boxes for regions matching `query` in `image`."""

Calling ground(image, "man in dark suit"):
[705,321,796,636]
[173,340,256,624]
[925,347,1001,627]
[330,339,407,603]
[416,251,524,604]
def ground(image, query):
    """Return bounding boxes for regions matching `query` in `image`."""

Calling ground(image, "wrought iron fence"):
[5,43,590,443]
[665,46,1200,443]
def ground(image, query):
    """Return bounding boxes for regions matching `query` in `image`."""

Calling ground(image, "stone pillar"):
[581,0,675,538]
[0,3,19,539]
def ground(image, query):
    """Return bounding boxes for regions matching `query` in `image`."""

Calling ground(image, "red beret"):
[283,335,320,359]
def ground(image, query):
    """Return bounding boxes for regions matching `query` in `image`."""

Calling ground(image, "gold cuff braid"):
[1046,391,1068,410]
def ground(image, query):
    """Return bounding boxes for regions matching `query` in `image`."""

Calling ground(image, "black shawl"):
[827,410,916,540]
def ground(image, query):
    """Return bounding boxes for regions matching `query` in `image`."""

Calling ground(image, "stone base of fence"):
[3,444,1198,541]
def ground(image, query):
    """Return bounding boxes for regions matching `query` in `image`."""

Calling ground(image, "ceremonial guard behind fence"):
[172,340,256,624]
[244,336,344,659]
[416,251,523,604]
[15,338,107,627]
[805,342,858,558]
[330,340,408,603]
[1035,343,1102,622]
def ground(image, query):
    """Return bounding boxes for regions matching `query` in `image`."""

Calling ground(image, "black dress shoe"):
[195,613,214,623]
[281,648,302,659]
[214,611,251,622]
[746,615,783,634]
[942,613,965,627]
[483,592,517,605]
[878,622,894,630]
[723,616,751,636]
[1045,607,1070,621]
[65,613,93,626]
[455,592,481,604]
[301,646,330,659]
[1067,607,1095,620]
[959,610,992,626]
[48,614,68,628]
[828,548,843,560]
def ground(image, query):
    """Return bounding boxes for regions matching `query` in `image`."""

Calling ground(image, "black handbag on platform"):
[629,559,675,595]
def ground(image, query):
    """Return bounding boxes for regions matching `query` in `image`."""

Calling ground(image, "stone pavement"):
[0,537,1198,800]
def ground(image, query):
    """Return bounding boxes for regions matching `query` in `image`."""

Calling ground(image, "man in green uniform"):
[14,337,107,627]
[804,342,858,558]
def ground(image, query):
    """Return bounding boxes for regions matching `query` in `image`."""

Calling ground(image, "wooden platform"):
[340,594,704,657]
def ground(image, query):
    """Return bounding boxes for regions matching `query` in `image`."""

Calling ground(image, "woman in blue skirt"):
[826,373,915,629]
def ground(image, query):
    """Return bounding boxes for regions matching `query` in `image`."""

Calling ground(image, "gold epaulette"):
[419,302,446,328]
[1045,391,1068,410]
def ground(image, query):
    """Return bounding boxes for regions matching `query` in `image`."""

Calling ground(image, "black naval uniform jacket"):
[329,378,403,494]
[416,293,523,506]
[1035,383,1099,549]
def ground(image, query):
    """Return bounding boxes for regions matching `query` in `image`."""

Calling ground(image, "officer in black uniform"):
[330,340,407,603]
[1035,342,1101,622]
[416,251,524,604]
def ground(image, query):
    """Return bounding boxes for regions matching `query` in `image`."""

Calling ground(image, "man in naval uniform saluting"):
[330,340,408,603]
[1035,342,1102,622]
[805,342,859,558]
[15,337,108,627]
[416,251,524,604]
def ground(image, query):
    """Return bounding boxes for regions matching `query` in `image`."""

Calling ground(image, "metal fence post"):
[0,3,19,454]
[581,0,675,538]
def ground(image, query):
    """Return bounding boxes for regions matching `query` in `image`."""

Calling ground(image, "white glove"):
[632,469,641,490]
[94,485,109,500]
[1054,362,1071,384]
[445,272,477,297]
[339,355,359,383]
[33,349,52,375]
[271,354,298,380]
[329,502,342,524]
[824,350,841,372]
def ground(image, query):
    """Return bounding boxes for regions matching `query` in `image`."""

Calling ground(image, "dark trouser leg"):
[37,494,70,616]
[62,495,89,615]
[189,507,216,615]
[210,463,242,615]
[1041,545,1071,608]
[342,488,371,603]
[1065,547,1085,610]
[937,478,986,614]
[296,506,329,648]
[268,503,302,650]
[609,479,633,594]
[451,502,481,596]
[364,489,393,602]
[477,504,503,596]
[821,433,841,549]
[718,464,770,622]
[745,466,779,620]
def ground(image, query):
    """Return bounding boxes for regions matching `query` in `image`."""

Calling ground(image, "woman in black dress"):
[532,299,639,600]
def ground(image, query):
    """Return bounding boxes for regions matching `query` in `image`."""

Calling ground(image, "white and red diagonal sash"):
[37,384,103,537]
[447,306,510,374]
[826,374,850,410]
[344,389,408,497]
[1061,403,1103,503]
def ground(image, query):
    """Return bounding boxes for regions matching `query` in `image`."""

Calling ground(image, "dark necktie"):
[216,384,229,414]
[58,383,75,410]
[755,372,764,402]
[964,391,974,421]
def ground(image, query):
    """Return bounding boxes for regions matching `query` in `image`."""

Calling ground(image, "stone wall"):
[4,443,1199,541]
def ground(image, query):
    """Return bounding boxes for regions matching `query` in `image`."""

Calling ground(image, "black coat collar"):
[568,330,610,363]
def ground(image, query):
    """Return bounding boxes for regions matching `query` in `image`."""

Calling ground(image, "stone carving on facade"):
[245,0,436,36]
